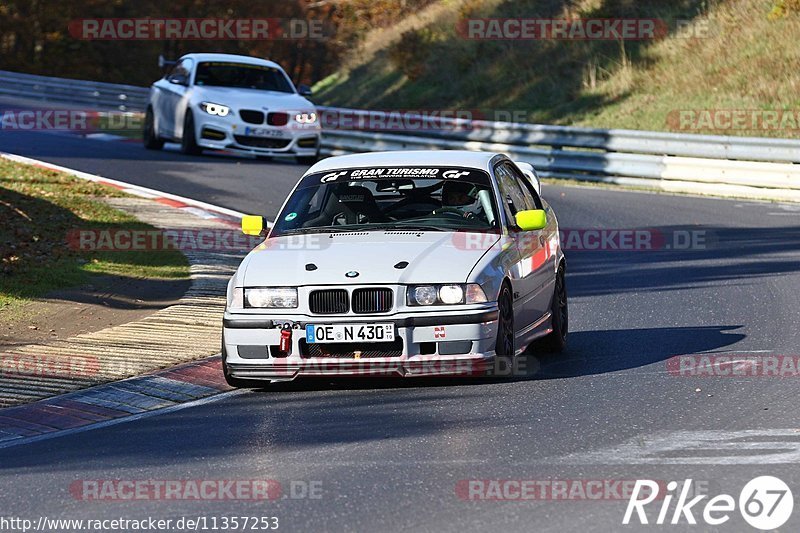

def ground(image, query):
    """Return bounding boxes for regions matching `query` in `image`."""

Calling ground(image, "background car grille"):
[239,110,265,124]
[300,339,403,358]
[267,112,289,126]
[352,288,393,314]
[309,289,349,314]
[232,135,290,149]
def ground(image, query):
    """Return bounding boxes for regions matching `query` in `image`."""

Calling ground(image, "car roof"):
[179,53,282,70]
[306,150,506,174]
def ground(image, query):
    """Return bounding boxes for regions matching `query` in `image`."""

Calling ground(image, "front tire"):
[495,283,515,358]
[296,148,320,166]
[180,111,203,155]
[540,264,568,353]
[143,107,164,150]
[296,155,318,166]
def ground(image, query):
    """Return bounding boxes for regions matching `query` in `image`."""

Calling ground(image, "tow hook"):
[279,326,292,353]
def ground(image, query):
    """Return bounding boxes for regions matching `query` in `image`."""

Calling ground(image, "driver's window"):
[494,164,527,223]
[504,163,542,210]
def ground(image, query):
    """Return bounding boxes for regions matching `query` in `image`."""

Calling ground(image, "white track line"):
[1,151,251,222]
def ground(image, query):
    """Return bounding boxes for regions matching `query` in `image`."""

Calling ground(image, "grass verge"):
[0,158,189,310]
[315,0,800,138]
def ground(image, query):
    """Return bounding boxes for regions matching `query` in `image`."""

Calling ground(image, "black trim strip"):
[223,318,276,329]
[223,310,498,329]
[398,311,498,327]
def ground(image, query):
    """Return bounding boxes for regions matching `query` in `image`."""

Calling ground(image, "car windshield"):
[194,62,294,93]
[271,167,500,236]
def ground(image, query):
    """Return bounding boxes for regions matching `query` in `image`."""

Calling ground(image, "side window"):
[504,162,542,210]
[494,164,528,223]
[166,59,193,84]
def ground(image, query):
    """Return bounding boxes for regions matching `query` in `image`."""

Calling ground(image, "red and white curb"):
[0,152,270,442]
[0,357,235,449]
[0,151,273,228]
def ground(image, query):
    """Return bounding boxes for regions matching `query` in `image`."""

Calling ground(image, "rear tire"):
[540,264,568,353]
[180,111,203,155]
[143,108,164,150]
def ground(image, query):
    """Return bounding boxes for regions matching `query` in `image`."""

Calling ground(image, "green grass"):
[92,112,144,140]
[0,159,189,310]
[315,0,800,137]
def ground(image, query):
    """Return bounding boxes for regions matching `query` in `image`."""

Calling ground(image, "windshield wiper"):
[278,226,367,236]
[383,224,445,232]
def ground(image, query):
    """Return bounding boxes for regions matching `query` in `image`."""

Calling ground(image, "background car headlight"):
[407,284,487,306]
[294,112,317,124]
[200,102,230,117]
[244,288,298,308]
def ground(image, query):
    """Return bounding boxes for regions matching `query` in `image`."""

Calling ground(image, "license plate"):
[305,323,394,344]
[244,127,285,138]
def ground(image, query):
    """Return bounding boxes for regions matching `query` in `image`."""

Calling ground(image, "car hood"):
[191,86,315,111]
[239,232,500,286]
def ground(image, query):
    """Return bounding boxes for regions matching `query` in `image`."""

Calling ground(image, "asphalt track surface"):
[2,124,800,531]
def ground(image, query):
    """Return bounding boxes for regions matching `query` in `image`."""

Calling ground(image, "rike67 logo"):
[623,477,793,530]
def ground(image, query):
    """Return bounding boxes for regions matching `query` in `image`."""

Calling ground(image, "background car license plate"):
[305,324,394,343]
[244,127,285,138]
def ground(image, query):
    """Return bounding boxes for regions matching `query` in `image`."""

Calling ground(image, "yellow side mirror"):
[515,209,547,231]
[242,215,266,236]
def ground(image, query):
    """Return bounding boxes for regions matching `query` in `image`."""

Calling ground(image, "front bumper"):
[223,307,499,381]
[196,115,320,156]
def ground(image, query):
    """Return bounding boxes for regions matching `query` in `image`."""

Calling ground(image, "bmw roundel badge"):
[345,271,359,278]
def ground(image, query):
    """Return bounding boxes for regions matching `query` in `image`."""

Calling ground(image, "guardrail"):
[1,70,798,201]
[316,108,800,201]
[0,70,149,111]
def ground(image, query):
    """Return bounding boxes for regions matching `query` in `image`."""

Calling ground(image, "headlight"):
[200,102,230,117]
[294,112,317,124]
[439,285,464,304]
[228,287,244,309]
[407,284,486,306]
[411,286,438,306]
[465,284,488,303]
[244,287,298,308]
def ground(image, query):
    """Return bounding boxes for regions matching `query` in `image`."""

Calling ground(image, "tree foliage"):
[0,0,435,86]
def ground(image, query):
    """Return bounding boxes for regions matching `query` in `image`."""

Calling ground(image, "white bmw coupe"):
[144,53,321,163]
[222,150,567,386]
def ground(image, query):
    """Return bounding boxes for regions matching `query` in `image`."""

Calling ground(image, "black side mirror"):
[297,84,313,97]
[168,74,188,86]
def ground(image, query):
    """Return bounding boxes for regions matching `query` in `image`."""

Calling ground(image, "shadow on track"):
[527,325,746,380]
[565,225,800,297]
